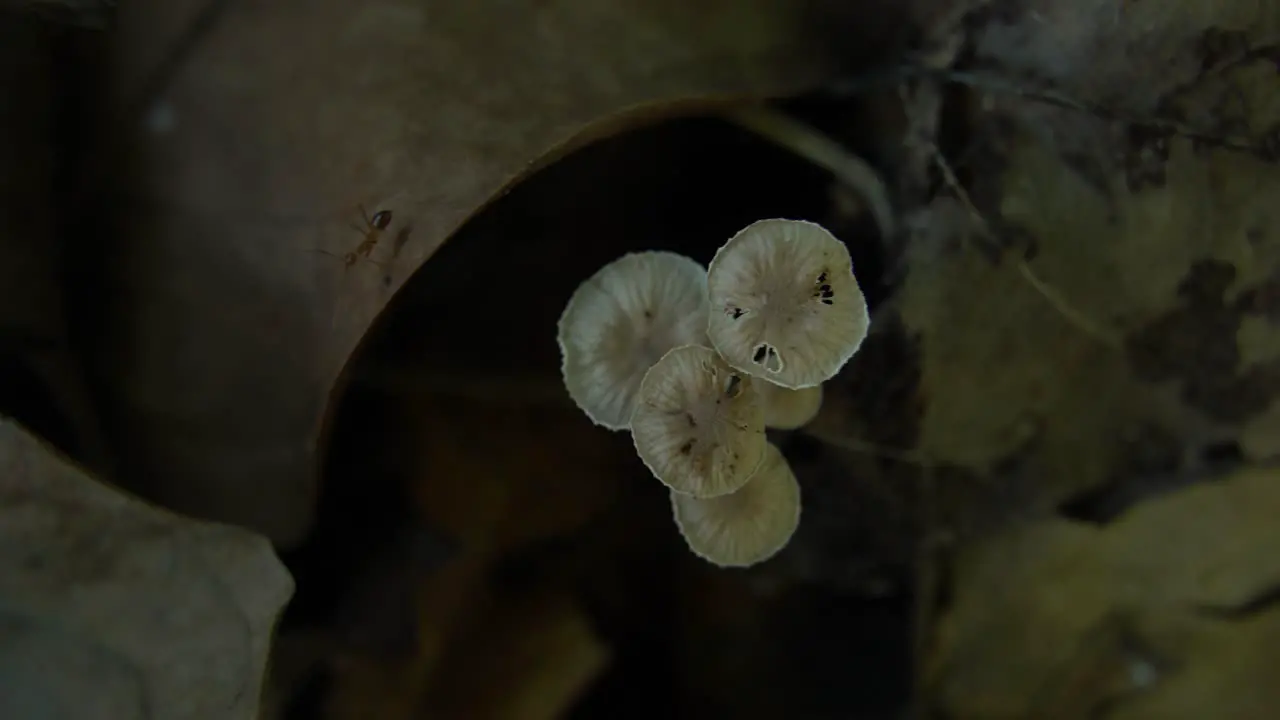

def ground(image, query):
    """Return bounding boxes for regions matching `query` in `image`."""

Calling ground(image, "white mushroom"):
[558,251,709,429]
[671,442,801,568]
[759,381,823,430]
[630,345,766,498]
[706,219,869,389]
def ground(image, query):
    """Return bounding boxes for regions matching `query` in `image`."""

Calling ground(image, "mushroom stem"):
[723,103,895,241]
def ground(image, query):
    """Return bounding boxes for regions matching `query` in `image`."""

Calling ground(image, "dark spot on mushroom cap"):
[728,307,746,320]
[750,344,782,373]
[644,309,653,319]
[725,374,742,398]
[679,440,694,455]
[686,413,697,428]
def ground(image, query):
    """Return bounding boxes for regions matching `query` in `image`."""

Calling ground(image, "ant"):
[316,205,393,270]
[352,204,393,259]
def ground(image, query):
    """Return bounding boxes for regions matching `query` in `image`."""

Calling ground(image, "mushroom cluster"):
[557,219,870,568]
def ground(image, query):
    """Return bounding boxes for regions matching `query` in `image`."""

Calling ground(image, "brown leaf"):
[87,0,895,547]
[0,418,293,719]
[897,38,1280,522]
[928,464,1280,718]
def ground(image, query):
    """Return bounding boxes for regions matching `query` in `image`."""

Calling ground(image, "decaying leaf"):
[820,4,1280,715]
[927,463,1280,718]
[891,0,1280,522]
[0,419,292,719]
[89,0,902,547]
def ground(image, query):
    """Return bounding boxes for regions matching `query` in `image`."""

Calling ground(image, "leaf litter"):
[895,0,1280,717]
[10,0,1280,716]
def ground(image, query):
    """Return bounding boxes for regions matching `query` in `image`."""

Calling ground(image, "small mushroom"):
[630,345,766,497]
[759,381,823,430]
[558,251,709,429]
[671,442,801,568]
[706,219,870,389]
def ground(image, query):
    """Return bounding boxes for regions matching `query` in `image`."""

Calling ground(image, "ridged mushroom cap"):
[707,219,869,389]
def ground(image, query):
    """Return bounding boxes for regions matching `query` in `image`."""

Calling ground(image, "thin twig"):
[802,423,936,468]
[738,76,1124,348]
[1016,262,1121,346]
[928,144,1122,347]
[723,103,896,241]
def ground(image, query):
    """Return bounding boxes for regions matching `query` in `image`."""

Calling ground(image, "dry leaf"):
[0,419,292,719]
[928,463,1280,718]
[88,0,897,547]
[890,1,1280,523]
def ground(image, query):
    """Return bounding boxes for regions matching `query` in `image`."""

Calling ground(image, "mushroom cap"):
[558,251,709,429]
[706,219,869,389]
[760,381,823,430]
[671,442,801,568]
[630,345,766,498]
